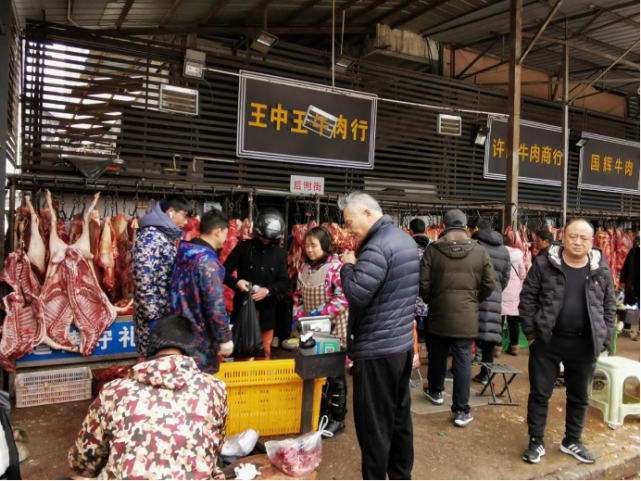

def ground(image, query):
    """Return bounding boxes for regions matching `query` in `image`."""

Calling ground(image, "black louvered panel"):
[21,22,639,215]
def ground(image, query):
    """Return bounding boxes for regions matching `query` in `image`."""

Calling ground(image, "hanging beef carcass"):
[239,218,253,240]
[69,213,84,245]
[89,209,102,281]
[110,213,136,304]
[41,190,128,356]
[220,219,240,315]
[24,196,46,277]
[182,216,201,242]
[594,228,613,269]
[97,216,118,292]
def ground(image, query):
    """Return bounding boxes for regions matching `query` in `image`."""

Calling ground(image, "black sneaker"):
[321,418,346,439]
[453,411,473,427]
[561,439,595,464]
[523,437,546,464]
[473,373,489,386]
[423,384,444,405]
[444,369,454,383]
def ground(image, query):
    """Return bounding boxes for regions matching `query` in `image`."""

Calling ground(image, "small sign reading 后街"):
[578,132,640,195]
[290,175,325,196]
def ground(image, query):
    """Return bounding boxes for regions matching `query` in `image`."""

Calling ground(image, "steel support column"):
[506,0,522,228]
[561,41,569,225]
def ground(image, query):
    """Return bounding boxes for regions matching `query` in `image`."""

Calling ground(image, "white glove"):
[219,341,234,357]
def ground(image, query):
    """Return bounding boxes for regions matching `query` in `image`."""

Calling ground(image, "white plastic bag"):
[265,417,332,477]
[221,429,260,457]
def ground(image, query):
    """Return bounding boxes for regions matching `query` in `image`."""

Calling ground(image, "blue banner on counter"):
[16,317,137,365]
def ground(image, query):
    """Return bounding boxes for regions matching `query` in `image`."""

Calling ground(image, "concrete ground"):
[13,337,640,480]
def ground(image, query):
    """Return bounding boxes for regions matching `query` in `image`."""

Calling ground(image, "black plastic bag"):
[232,292,265,358]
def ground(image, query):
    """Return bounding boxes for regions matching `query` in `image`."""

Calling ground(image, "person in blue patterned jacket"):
[166,209,234,374]
[132,196,191,356]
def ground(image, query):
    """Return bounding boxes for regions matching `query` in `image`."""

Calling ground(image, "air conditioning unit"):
[438,114,462,136]
[160,84,199,116]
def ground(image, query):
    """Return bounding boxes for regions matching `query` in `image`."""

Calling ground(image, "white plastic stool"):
[589,356,640,430]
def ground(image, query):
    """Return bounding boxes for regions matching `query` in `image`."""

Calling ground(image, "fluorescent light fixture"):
[334,55,355,73]
[303,105,339,138]
[250,31,278,54]
[183,49,206,79]
[575,137,589,148]
[474,125,489,146]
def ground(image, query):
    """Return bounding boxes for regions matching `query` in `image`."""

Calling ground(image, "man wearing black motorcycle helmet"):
[223,208,289,359]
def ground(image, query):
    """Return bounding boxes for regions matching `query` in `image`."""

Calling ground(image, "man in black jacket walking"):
[339,192,419,480]
[223,208,288,360]
[519,219,616,465]
[470,219,511,384]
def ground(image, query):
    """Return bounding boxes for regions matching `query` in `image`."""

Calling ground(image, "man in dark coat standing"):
[339,192,419,480]
[470,218,511,383]
[420,210,495,427]
[519,219,616,465]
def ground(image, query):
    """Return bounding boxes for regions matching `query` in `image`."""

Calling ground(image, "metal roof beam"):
[366,0,422,27]
[518,0,564,65]
[574,82,638,100]
[315,0,360,26]
[455,38,500,78]
[200,0,234,26]
[522,33,640,71]
[478,77,640,86]
[391,0,452,30]
[460,0,638,50]
[158,0,186,28]
[93,25,372,37]
[597,8,641,29]
[243,0,275,26]
[569,39,640,103]
[115,0,135,29]
[279,0,323,26]
[547,23,638,61]
[346,0,388,24]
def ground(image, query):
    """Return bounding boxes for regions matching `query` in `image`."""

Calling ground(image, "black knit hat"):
[147,315,196,358]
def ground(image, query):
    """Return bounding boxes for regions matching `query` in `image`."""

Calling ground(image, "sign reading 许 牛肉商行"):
[578,132,639,195]
[237,71,377,169]
[484,116,564,186]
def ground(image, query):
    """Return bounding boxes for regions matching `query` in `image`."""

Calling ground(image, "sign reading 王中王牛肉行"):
[578,132,640,195]
[484,116,564,186]
[237,71,377,170]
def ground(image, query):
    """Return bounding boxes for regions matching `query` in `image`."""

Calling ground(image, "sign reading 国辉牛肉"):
[484,116,564,186]
[237,71,377,169]
[578,132,640,195]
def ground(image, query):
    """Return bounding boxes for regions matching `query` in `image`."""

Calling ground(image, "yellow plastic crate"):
[217,359,325,436]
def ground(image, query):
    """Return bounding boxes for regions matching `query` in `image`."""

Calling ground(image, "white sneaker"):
[271,336,280,349]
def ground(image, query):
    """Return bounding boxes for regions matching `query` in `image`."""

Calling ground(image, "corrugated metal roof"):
[12,0,640,95]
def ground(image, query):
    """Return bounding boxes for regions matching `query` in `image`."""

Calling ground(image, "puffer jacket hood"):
[432,231,477,260]
[519,244,616,357]
[472,229,511,344]
[413,234,431,250]
[130,355,199,391]
[138,203,184,242]
[473,229,504,247]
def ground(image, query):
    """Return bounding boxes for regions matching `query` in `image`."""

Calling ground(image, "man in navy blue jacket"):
[340,191,420,480]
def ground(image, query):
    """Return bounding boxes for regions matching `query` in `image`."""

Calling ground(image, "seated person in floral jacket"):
[69,315,229,480]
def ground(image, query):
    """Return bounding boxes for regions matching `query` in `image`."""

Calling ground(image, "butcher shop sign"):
[484,116,564,187]
[578,132,640,195]
[237,71,378,169]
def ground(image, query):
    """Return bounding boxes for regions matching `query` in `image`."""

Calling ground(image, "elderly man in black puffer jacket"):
[470,218,511,384]
[519,219,615,466]
[339,191,419,481]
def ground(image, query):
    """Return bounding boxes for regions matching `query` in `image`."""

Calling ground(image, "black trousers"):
[506,315,521,346]
[353,350,414,480]
[527,335,597,442]
[427,335,473,413]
